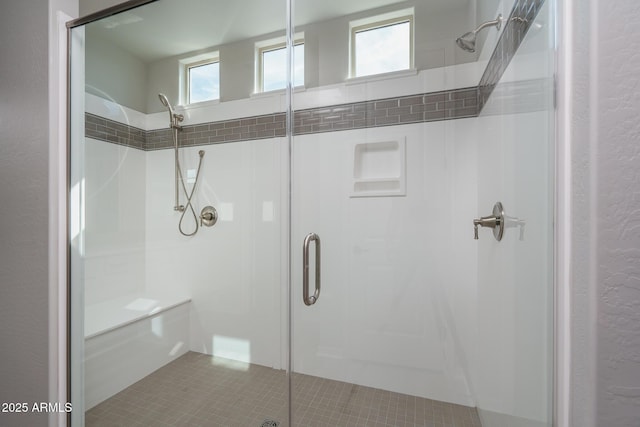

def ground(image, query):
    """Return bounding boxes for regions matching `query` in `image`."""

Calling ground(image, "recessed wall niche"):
[350,138,406,197]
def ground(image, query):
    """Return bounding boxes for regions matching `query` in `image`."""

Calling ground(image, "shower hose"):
[176,146,205,237]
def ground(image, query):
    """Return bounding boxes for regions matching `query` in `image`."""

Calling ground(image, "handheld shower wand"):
[158,93,184,129]
[158,93,206,236]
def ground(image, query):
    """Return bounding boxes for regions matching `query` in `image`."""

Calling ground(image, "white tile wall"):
[290,121,479,406]
[144,140,285,369]
[83,138,146,306]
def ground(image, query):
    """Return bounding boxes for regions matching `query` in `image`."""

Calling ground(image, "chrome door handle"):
[303,233,321,306]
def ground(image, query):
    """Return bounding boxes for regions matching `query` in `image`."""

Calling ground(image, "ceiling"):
[84,0,471,62]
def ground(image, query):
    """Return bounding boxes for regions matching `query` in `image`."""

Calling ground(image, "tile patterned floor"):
[86,352,481,427]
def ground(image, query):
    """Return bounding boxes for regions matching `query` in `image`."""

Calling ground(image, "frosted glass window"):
[261,43,304,92]
[353,19,412,78]
[188,61,220,104]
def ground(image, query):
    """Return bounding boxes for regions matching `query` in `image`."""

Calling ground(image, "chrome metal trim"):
[302,233,321,306]
[66,0,158,29]
[493,202,505,241]
[553,0,564,423]
[475,14,503,33]
[172,125,183,212]
[65,25,72,427]
[286,0,294,423]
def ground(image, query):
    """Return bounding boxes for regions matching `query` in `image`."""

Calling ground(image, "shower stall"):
[68,0,555,425]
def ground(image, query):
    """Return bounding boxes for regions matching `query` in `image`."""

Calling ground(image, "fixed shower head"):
[456,32,477,52]
[456,14,502,53]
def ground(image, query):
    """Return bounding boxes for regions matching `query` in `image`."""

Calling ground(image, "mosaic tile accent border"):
[179,113,287,148]
[85,88,478,150]
[141,113,287,151]
[481,78,554,116]
[294,88,478,135]
[478,0,546,110]
[85,113,145,149]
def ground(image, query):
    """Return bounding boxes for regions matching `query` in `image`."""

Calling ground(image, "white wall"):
[591,1,640,425]
[79,0,121,15]
[144,140,285,369]
[85,30,148,112]
[559,1,640,426]
[0,1,77,427]
[0,3,51,426]
[83,138,146,305]
[556,0,598,425]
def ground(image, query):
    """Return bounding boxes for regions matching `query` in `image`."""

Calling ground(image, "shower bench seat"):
[84,294,191,410]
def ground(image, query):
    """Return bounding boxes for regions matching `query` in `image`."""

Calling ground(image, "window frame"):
[349,13,415,79]
[256,37,304,93]
[182,53,220,105]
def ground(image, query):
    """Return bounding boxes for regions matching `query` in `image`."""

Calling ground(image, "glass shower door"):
[290,3,485,426]
[69,1,289,425]
[289,0,555,426]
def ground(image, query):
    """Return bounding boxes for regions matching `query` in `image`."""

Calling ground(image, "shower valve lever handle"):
[473,202,505,241]
[473,216,501,240]
[472,202,526,241]
[200,206,218,228]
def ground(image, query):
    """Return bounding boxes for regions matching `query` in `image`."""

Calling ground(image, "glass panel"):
[473,1,555,425]
[69,0,288,425]
[291,1,554,427]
